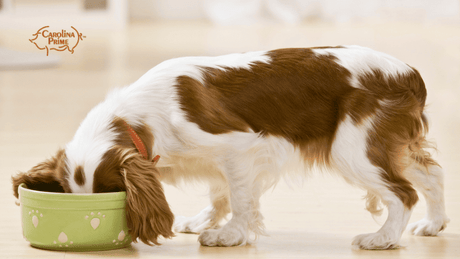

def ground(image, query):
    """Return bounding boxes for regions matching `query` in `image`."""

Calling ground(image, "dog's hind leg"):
[404,154,450,236]
[352,189,414,250]
[332,115,416,249]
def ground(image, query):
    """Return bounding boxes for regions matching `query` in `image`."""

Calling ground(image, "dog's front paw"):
[198,227,246,247]
[352,232,399,250]
[407,217,449,236]
[174,215,213,234]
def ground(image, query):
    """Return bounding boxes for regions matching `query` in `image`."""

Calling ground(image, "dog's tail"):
[408,112,439,168]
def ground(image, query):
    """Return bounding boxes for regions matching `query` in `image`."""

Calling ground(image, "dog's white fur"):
[63,46,449,249]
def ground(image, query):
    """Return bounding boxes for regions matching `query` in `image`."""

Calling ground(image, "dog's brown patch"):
[176,48,354,166]
[93,117,154,193]
[92,148,126,193]
[12,149,70,198]
[74,165,85,186]
[176,75,250,134]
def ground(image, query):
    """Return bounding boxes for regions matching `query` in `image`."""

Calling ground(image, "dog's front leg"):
[198,157,257,247]
[175,183,231,234]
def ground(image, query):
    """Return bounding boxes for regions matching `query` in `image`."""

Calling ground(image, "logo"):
[30,26,86,56]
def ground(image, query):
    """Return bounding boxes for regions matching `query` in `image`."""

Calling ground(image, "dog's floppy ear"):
[12,149,69,198]
[121,152,175,245]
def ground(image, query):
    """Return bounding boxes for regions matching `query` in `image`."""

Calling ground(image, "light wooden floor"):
[1,21,459,259]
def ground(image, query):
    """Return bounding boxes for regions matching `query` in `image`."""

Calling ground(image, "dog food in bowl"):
[19,183,132,251]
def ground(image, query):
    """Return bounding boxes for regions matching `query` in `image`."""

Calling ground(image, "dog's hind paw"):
[407,217,449,236]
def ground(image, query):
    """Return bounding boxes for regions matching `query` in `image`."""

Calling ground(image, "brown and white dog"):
[12,46,449,249]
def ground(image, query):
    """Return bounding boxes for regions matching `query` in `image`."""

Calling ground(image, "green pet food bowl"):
[18,183,132,251]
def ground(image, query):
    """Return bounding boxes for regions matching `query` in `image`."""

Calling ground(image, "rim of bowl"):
[19,183,127,201]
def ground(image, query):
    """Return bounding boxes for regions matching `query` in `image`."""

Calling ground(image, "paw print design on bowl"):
[28,210,43,228]
[113,230,129,245]
[85,212,106,230]
[53,232,73,248]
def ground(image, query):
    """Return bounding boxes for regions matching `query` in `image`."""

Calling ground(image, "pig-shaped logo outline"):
[30,26,85,56]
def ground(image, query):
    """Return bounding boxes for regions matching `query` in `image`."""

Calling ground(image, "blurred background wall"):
[130,0,460,25]
[0,0,459,29]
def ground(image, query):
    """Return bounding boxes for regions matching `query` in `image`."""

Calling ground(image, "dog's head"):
[12,117,174,245]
